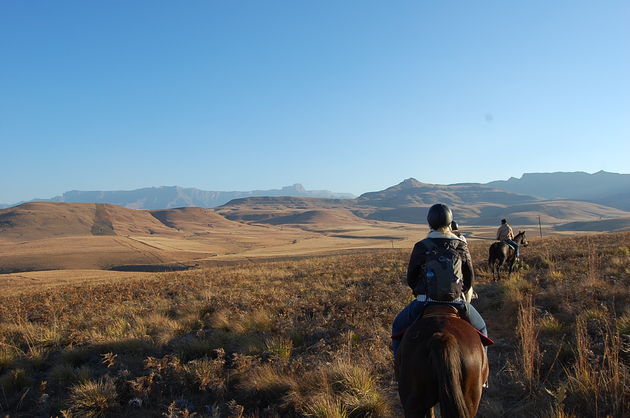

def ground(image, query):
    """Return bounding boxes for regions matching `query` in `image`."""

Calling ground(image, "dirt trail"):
[473,280,525,416]
[113,237,165,263]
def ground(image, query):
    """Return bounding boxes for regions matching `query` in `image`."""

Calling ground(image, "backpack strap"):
[422,238,438,254]
[424,237,458,253]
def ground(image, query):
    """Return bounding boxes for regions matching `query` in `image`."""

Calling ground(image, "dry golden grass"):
[0,231,627,416]
[65,377,118,417]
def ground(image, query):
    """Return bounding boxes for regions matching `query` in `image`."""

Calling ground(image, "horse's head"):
[516,231,529,247]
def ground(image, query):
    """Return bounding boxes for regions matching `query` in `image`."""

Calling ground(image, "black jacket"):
[406,232,474,297]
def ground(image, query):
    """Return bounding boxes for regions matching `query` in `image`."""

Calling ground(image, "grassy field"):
[0,232,628,417]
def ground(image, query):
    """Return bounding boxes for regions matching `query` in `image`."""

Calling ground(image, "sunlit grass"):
[0,232,627,416]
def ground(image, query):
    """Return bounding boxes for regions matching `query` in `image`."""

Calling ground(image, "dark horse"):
[396,305,489,417]
[488,231,529,281]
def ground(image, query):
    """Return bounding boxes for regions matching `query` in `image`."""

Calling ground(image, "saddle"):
[420,304,460,320]
[420,304,494,346]
[501,239,518,251]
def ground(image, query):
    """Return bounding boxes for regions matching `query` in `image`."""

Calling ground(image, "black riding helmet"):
[427,203,453,230]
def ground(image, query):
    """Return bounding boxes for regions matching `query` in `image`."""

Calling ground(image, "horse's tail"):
[488,244,496,268]
[429,332,469,418]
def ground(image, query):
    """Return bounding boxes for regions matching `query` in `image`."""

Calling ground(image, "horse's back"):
[489,240,507,256]
[397,312,487,417]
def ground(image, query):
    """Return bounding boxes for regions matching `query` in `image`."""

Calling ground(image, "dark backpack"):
[423,239,464,301]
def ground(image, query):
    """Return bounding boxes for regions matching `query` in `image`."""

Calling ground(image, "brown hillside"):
[470,200,630,225]
[216,196,352,222]
[356,178,540,207]
[555,217,630,232]
[99,203,177,236]
[259,209,373,226]
[149,207,243,232]
[0,202,97,241]
[0,202,177,241]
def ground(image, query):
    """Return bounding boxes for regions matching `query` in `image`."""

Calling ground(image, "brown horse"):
[396,305,489,418]
[488,231,528,281]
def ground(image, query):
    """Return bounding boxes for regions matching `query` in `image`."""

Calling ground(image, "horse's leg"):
[426,406,435,418]
[507,253,516,279]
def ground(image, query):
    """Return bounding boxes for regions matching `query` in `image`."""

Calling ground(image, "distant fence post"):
[538,215,543,238]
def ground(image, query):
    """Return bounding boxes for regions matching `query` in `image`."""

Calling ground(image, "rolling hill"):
[0,201,421,272]
[149,206,246,232]
[217,178,630,227]
[0,202,321,272]
[554,217,630,232]
[215,196,354,223]
[0,202,177,241]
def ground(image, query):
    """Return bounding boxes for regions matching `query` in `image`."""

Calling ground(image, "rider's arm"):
[406,242,424,294]
[461,243,475,293]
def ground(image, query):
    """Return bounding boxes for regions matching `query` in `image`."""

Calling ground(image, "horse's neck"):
[514,234,523,244]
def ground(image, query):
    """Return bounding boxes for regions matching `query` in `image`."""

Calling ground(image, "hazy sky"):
[1,1,628,203]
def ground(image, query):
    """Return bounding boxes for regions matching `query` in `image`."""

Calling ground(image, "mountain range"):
[0,184,354,210]
[486,171,630,211]
[1,171,628,214]
[216,178,629,226]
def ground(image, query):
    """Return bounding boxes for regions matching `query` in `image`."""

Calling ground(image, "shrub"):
[332,362,390,417]
[243,309,274,333]
[304,393,348,418]
[264,336,293,361]
[238,364,297,405]
[617,312,630,335]
[67,378,118,417]
[539,314,563,334]
[184,357,226,393]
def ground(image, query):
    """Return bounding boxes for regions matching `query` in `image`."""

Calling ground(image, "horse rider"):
[497,218,520,259]
[391,204,488,356]
[450,220,467,243]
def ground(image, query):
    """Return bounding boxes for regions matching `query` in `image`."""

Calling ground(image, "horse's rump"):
[397,311,487,418]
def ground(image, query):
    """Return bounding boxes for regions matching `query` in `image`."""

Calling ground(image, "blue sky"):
[1,1,628,203]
